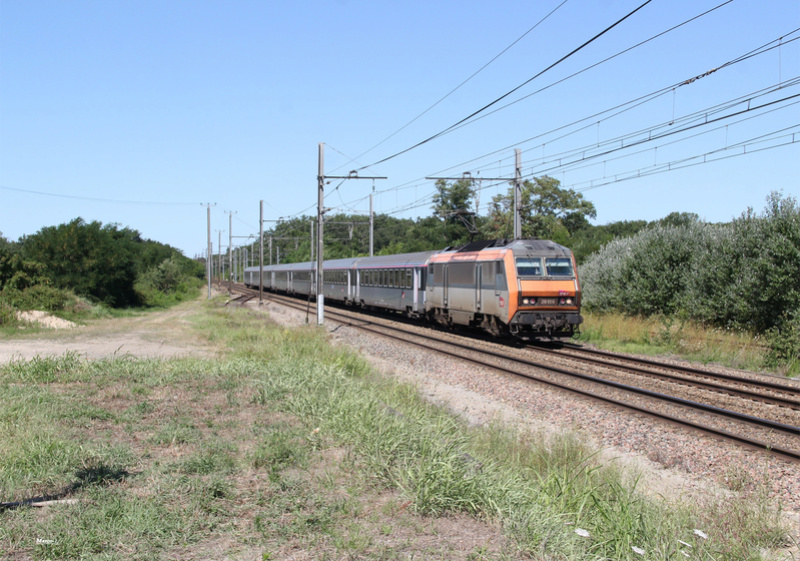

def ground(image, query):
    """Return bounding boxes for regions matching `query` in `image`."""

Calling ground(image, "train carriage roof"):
[243,240,572,274]
[352,250,439,269]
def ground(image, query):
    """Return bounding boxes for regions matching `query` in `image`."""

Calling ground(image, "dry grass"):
[580,311,770,372]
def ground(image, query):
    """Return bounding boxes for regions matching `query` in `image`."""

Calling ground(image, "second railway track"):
[228,283,800,463]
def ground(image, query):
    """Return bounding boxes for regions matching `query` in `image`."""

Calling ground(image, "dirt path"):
[0,300,217,364]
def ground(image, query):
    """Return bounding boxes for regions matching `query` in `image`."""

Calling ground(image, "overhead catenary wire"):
[0,185,203,206]
[523,78,800,173]
[569,125,800,192]
[425,31,800,183]
[532,97,800,179]
[357,0,657,171]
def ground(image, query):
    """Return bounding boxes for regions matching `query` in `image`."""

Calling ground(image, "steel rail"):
[527,345,800,410]
[559,343,800,395]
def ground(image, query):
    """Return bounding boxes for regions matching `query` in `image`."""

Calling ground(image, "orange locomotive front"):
[501,240,582,338]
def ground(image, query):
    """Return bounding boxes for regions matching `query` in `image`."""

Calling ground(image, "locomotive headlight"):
[522,297,530,305]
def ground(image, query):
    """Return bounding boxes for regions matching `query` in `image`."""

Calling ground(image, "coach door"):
[443,265,449,307]
[475,264,482,312]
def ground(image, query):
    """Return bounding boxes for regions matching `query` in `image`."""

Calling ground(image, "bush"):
[765,310,800,372]
[1,284,83,317]
[0,301,18,327]
[135,257,202,307]
[1,284,79,312]
[580,223,706,316]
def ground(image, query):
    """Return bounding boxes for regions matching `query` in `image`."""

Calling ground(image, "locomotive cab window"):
[516,257,543,277]
[495,262,507,291]
[545,258,574,277]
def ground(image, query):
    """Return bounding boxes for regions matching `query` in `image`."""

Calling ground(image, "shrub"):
[135,257,202,307]
[764,310,800,372]
[0,301,18,326]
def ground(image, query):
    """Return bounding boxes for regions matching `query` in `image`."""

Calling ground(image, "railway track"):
[227,283,800,463]
[525,343,800,415]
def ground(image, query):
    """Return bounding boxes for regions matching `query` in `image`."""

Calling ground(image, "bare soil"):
[0,306,218,364]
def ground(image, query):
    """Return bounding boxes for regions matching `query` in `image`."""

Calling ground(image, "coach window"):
[450,263,475,287]
[405,270,412,289]
[433,264,444,286]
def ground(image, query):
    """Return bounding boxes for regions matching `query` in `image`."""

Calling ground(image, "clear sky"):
[1,0,798,257]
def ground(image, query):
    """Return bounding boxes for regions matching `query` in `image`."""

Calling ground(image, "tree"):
[20,218,142,307]
[431,178,478,246]
[482,175,596,243]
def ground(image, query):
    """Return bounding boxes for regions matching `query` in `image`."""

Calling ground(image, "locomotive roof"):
[432,239,572,260]
[505,239,573,256]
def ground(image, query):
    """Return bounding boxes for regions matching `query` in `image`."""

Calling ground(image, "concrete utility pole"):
[369,189,374,257]
[316,143,386,326]
[259,201,264,304]
[514,148,522,240]
[225,211,236,294]
[202,203,216,299]
[317,144,325,326]
[215,230,224,288]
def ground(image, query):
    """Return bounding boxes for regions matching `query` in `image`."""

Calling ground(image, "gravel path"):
[253,299,800,548]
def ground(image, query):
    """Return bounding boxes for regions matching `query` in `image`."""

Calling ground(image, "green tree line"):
[1,218,204,324]
[247,176,648,264]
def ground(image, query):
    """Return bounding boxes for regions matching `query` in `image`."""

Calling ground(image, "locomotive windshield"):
[545,257,574,277]
[516,257,543,277]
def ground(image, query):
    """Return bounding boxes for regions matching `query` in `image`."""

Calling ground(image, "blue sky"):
[1,0,798,257]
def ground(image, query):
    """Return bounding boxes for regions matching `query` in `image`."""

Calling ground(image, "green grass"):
[0,300,793,560]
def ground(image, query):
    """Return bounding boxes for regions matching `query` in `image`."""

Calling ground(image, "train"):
[243,238,583,339]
